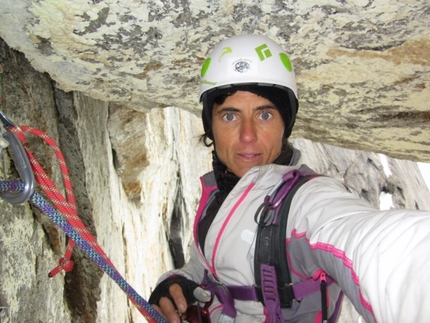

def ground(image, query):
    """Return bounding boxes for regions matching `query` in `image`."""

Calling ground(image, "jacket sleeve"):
[156,243,206,285]
[287,176,430,323]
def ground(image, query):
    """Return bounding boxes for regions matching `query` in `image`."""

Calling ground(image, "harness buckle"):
[278,283,295,308]
[0,110,35,204]
[255,265,295,309]
[255,284,295,309]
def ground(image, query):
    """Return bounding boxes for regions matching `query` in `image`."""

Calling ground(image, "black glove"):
[149,275,209,307]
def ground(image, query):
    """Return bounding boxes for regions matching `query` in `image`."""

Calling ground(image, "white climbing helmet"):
[199,34,299,139]
[199,34,297,100]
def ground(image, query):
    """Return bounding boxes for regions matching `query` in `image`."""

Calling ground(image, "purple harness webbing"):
[227,275,335,302]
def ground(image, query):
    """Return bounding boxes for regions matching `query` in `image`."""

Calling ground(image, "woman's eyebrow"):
[255,104,277,111]
[214,106,240,114]
[214,104,277,114]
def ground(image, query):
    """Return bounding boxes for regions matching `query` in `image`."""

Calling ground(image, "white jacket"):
[159,164,430,322]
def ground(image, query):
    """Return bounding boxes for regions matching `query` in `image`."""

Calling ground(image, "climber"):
[148,34,430,323]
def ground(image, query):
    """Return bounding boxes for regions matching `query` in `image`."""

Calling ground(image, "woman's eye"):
[260,111,272,121]
[223,113,236,122]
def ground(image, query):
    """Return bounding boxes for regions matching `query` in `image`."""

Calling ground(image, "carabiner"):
[0,111,35,204]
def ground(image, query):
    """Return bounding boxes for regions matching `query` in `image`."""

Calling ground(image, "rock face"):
[0,39,212,323]
[0,37,429,323]
[0,1,429,163]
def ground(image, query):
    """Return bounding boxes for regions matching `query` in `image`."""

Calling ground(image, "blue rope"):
[0,180,167,323]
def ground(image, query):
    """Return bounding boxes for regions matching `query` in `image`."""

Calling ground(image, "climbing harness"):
[201,169,340,322]
[0,110,166,323]
[254,169,330,322]
[253,168,342,322]
[197,168,342,323]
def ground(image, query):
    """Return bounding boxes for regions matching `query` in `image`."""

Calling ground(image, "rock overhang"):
[0,0,428,161]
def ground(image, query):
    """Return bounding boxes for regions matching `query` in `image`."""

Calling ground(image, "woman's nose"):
[239,119,257,143]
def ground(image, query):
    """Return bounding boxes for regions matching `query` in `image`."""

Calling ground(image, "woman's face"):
[211,91,285,177]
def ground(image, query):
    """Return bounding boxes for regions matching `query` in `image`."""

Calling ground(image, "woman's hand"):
[152,283,188,323]
[149,276,211,323]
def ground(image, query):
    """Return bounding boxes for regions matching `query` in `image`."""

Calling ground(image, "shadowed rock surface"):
[0,2,429,322]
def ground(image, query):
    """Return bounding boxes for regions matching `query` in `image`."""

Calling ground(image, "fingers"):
[157,297,181,323]
[169,283,188,313]
[151,283,188,323]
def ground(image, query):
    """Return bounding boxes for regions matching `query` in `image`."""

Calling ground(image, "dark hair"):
[199,92,232,147]
[199,134,213,147]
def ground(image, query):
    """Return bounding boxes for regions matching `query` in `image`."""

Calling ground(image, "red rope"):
[11,126,115,276]
[4,125,162,322]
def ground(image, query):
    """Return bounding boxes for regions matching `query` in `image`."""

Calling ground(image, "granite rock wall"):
[0,38,429,323]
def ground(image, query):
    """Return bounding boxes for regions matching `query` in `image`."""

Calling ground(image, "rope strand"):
[12,126,79,276]
[0,180,165,323]
[1,126,165,322]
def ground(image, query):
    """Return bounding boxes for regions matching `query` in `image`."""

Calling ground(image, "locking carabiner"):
[0,111,35,204]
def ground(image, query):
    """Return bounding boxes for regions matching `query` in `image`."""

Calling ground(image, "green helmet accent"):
[201,58,211,78]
